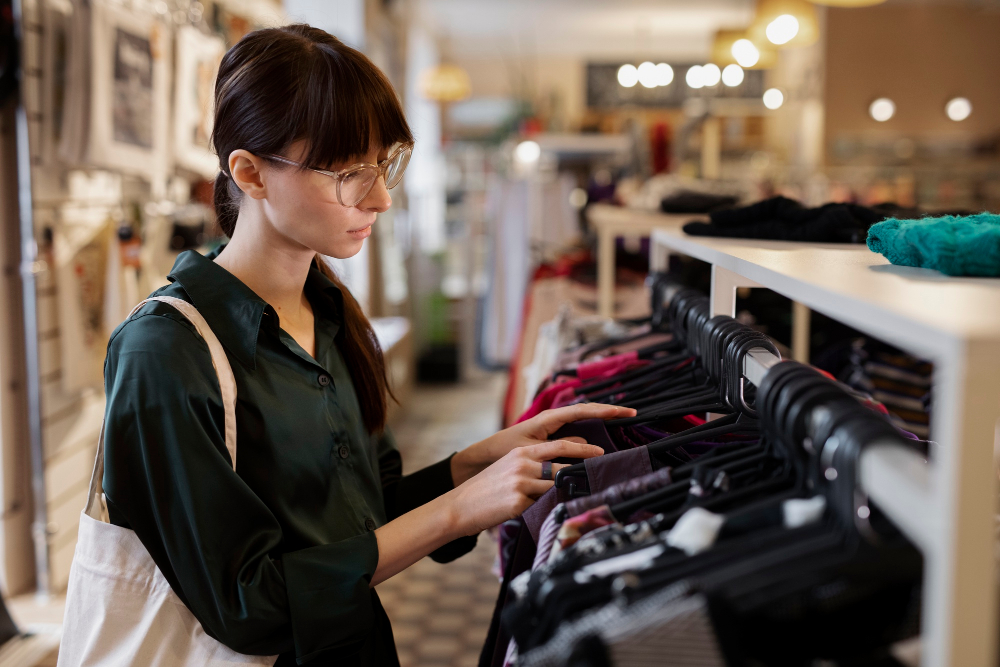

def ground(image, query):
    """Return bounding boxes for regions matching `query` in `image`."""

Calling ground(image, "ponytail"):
[213,171,240,238]
[316,258,395,433]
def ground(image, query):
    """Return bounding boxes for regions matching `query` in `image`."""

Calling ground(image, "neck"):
[214,206,315,325]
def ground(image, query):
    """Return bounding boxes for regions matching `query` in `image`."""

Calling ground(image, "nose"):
[358,174,392,213]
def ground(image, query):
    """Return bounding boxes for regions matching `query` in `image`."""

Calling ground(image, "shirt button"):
[338,445,350,459]
[318,374,331,387]
[364,517,377,531]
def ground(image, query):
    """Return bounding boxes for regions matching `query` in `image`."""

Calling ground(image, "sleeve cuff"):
[393,453,459,515]
[282,530,379,662]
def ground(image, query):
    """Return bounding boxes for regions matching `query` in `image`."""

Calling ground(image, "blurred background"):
[0,0,997,664]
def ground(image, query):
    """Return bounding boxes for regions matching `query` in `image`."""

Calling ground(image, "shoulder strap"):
[85,296,238,521]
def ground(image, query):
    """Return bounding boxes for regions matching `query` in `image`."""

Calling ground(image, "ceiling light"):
[712,30,777,69]
[637,61,658,89]
[749,0,819,48]
[701,63,721,87]
[515,140,541,163]
[945,97,972,122]
[766,14,800,45]
[686,65,705,89]
[731,39,760,68]
[617,64,639,88]
[654,63,674,86]
[722,64,744,87]
[869,98,895,122]
[763,88,784,110]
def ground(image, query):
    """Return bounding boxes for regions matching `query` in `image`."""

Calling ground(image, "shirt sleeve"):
[102,310,378,660]
[376,430,479,562]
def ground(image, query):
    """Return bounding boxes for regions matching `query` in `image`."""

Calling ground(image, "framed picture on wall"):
[173,26,224,178]
[41,0,73,167]
[88,0,172,183]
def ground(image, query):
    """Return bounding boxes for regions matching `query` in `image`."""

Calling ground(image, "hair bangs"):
[297,42,412,171]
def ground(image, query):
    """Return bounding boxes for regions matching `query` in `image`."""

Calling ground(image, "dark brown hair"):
[212,24,411,433]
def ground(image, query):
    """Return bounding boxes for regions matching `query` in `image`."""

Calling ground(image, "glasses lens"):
[339,166,379,206]
[384,147,412,189]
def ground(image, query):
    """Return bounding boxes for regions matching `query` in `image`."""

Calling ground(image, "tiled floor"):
[378,372,507,667]
[5,372,507,667]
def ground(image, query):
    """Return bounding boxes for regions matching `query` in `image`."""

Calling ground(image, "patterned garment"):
[517,582,725,667]
[555,505,620,551]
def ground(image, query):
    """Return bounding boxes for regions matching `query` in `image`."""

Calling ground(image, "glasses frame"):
[263,142,413,208]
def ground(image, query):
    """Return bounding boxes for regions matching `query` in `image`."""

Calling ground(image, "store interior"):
[2,0,1000,665]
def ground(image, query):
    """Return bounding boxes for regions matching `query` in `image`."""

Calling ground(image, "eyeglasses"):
[263,143,413,208]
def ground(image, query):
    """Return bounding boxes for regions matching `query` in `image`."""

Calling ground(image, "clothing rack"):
[599,202,1000,667]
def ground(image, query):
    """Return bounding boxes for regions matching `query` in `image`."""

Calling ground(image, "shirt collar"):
[166,249,345,370]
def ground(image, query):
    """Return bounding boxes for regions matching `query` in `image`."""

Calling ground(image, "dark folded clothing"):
[683,196,919,244]
[660,191,739,214]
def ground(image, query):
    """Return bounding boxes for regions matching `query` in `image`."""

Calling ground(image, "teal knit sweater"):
[866,213,1000,277]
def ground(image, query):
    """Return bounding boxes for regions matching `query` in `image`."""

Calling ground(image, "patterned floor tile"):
[379,372,506,667]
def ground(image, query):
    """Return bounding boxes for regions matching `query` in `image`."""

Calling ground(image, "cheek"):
[265,175,361,252]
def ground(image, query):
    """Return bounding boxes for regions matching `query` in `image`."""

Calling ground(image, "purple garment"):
[522,446,653,543]
[550,418,619,453]
[565,466,674,517]
[585,447,653,497]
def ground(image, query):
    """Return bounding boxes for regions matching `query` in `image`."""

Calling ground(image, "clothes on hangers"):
[867,212,1000,277]
[486,285,924,667]
[683,196,918,244]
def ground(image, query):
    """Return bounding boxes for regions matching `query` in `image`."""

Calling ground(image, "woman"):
[99,24,633,666]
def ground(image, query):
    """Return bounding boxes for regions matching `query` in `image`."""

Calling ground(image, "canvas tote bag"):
[58,296,277,666]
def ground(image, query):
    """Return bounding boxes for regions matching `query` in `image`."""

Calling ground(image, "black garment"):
[103,249,476,665]
[683,196,918,244]
[660,191,738,214]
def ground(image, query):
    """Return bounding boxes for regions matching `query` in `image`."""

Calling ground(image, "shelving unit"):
[599,203,1000,667]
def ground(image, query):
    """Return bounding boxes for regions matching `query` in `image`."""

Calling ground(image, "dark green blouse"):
[102,249,475,666]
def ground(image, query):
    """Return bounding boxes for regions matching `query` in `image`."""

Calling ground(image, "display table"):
[586,205,704,319]
[648,222,1000,667]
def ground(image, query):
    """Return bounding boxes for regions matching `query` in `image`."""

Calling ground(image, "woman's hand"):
[449,439,605,536]
[372,439,604,586]
[450,403,636,486]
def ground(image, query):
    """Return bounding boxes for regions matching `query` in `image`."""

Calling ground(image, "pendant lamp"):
[748,0,820,48]
[711,29,778,69]
[419,64,471,103]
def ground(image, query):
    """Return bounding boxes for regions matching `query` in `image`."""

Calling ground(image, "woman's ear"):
[228,150,268,200]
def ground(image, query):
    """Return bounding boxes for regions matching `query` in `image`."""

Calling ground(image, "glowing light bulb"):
[946,97,971,121]
[701,63,721,87]
[731,39,760,68]
[766,14,800,45]
[685,65,705,89]
[762,88,784,110]
[654,63,674,86]
[515,140,541,163]
[617,64,639,88]
[721,64,744,87]
[637,61,658,89]
[869,98,895,122]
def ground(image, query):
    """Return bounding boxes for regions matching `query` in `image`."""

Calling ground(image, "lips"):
[347,225,373,239]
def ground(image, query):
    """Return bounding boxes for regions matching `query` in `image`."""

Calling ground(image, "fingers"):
[533,403,637,434]
[537,460,573,481]
[524,439,604,462]
[560,436,588,445]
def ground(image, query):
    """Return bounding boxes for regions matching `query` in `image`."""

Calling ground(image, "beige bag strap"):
[85,296,238,521]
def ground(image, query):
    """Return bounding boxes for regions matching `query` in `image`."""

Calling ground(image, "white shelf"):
[628,202,1000,667]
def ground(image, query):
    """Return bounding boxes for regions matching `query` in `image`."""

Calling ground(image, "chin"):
[317,238,366,260]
